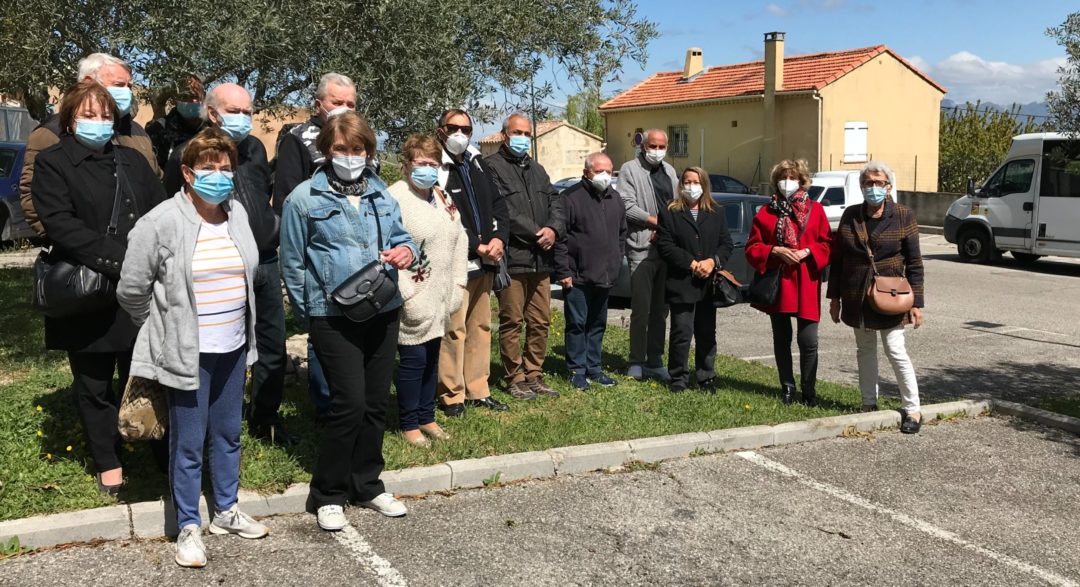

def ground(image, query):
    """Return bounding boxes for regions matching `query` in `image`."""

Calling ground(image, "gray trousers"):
[627,249,668,367]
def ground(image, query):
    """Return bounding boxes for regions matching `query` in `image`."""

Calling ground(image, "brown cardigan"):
[826,199,924,330]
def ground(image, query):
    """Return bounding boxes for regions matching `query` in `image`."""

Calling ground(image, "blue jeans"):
[307,340,331,417]
[396,339,440,431]
[564,284,610,376]
[168,347,246,529]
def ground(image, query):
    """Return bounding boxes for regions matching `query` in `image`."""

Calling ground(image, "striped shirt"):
[192,221,247,353]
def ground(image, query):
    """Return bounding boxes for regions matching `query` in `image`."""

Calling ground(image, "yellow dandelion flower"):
[36,430,43,437]
[46,453,53,460]
[35,405,43,412]
[743,404,752,410]
[65,445,73,452]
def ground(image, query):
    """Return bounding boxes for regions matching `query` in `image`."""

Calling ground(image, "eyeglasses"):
[861,180,890,188]
[443,124,473,135]
[411,162,439,169]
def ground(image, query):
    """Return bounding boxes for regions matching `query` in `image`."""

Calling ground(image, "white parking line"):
[331,522,408,587]
[735,451,1078,587]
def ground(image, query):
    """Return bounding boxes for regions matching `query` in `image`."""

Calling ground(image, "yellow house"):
[478,119,605,182]
[600,32,946,191]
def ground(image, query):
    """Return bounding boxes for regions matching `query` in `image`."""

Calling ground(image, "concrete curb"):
[0,398,1048,550]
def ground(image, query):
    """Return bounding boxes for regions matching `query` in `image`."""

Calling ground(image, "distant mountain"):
[941,99,1050,120]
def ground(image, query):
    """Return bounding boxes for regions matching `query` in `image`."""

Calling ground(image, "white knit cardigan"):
[388,180,469,345]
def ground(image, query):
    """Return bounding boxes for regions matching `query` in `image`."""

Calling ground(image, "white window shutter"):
[844,122,868,162]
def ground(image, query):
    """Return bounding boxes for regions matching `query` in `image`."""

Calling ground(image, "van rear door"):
[1034,140,1080,255]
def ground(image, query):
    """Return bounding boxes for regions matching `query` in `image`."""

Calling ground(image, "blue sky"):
[540,0,1073,107]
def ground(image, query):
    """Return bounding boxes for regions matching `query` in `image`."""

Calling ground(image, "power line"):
[940,104,1053,120]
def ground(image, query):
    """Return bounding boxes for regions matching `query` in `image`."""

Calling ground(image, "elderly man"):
[20,52,161,236]
[272,72,356,419]
[619,128,678,382]
[554,153,626,390]
[164,84,289,446]
[436,108,510,416]
[484,113,564,400]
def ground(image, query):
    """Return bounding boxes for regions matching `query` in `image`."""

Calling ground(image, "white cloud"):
[915,51,1066,105]
[766,3,789,17]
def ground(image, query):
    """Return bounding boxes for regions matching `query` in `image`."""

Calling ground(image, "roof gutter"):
[600,89,821,114]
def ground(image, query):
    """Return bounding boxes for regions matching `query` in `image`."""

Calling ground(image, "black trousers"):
[769,314,819,391]
[308,311,398,507]
[67,350,131,472]
[248,259,287,426]
[667,299,717,389]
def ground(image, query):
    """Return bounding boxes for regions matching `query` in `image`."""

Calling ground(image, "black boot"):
[780,383,796,405]
[800,384,818,407]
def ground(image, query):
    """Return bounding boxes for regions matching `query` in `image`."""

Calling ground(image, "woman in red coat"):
[745,159,831,405]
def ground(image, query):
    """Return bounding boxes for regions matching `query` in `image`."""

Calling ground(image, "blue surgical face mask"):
[411,166,439,189]
[508,135,531,157]
[74,118,114,150]
[176,101,202,120]
[191,170,235,205]
[107,86,132,116]
[218,113,252,142]
[862,186,887,205]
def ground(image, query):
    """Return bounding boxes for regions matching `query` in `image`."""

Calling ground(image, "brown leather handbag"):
[855,220,914,316]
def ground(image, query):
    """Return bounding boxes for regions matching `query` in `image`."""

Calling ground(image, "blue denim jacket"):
[280,169,418,320]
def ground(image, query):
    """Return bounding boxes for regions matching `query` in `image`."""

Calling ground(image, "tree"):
[938,101,1049,192]
[0,0,657,147]
[564,88,605,137]
[1047,12,1080,137]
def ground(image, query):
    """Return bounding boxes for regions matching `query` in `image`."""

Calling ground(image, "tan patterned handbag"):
[118,376,168,441]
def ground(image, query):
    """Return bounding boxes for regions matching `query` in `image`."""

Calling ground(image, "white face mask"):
[778,179,800,198]
[324,106,350,119]
[332,155,366,181]
[681,184,703,203]
[644,149,666,165]
[590,171,612,192]
[444,132,470,156]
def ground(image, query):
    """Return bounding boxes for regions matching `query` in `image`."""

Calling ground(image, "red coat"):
[745,202,831,321]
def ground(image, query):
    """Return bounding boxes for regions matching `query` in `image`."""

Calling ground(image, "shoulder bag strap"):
[368,194,384,252]
[106,149,128,236]
[853,213,880,277]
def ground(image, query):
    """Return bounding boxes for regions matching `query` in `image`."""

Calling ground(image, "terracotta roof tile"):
[478,119,603,144]
[600,45,945,111]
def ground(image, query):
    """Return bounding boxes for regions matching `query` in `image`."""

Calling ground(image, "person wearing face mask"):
[31,80,167,497]
[827,161,926,434]
[118,129,267,567]
[484,113,565,400]
[387,134,468,446]
[281,112,418,531]
[618,128,679,382]
[146,74,207,169]
[272,72,357,420]
[163,83,290,447]
[20,52,161,238]
[656,168,734,393]
[433,108,511,416]
[553,153,627,390]
[746,159,832,405]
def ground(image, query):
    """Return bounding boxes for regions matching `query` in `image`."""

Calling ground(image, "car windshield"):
[808,185,825,200]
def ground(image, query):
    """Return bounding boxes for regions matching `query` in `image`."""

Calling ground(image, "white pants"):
[854,325,920,413]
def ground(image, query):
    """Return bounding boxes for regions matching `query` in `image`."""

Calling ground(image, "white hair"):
[860,160,896,187]
[316,73,355,100]
[641,128,668,150]
[77,53,130,82]
[584,152,611,172]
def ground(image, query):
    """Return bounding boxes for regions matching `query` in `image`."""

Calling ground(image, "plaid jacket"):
[826,199,924,330]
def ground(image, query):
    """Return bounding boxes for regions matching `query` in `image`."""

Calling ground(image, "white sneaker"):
[642,366,671,382]
[209,504,269,539]
[359,493,407,517]
[317,505,347,531]
[175,524,207,568]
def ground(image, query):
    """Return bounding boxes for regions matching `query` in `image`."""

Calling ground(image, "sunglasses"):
[443,124,473,135]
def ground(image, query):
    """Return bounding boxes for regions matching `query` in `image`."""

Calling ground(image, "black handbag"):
[31,151,126,318]
[710,268,743,308]
[329,196,399,323]
[747,201,815,307]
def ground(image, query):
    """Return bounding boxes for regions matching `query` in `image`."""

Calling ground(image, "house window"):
[669,125,689,158]
[843,122,868,163]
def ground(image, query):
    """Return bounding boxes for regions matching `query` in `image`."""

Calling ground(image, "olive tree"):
[1047,12,1080,137]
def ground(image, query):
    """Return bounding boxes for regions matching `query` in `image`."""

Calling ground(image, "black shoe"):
[465,397,509,412]
[697,377,718,394]
[441,403,465,418]
[249,422,296,447]
[780,384,796,405]
[95,472,122,498]
[900,413,923,434]
[670,385,688,394]
[800,387,818,407]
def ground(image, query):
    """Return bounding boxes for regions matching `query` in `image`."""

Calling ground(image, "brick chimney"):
[762,32,785,182]
[683,47,704,79]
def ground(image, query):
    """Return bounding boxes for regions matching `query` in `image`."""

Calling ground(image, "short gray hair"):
[77,53,130,82]
[502,112,531,134]
[860,160,895,186]
[584,152,611,172]
[316,73,355,100]
[641,128,668,149]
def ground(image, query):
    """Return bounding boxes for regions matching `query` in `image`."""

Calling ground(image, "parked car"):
[0,106,36,242]
[708,173,753,195]
[808,170,874,230]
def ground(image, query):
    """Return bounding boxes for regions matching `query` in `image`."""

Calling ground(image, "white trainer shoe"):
[359,493,407,517]
[209,504,269,539]
[317,505,347,531]
[175,524,207,568]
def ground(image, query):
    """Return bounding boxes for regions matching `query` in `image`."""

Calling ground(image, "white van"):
[944,132,1080,263]
[808,171,868,230]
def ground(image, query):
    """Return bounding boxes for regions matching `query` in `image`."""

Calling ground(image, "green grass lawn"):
[0,265,892,522]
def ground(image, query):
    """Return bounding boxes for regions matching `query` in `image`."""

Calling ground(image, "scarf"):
[326,166,369,196]
[769,190,810,247]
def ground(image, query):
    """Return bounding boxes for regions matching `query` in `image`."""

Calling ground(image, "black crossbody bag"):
[329,196,399,322]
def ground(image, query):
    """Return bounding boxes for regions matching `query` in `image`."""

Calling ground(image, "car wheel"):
[1011,251,1042,265]
[957,228,992,263]
[0,205,10,244]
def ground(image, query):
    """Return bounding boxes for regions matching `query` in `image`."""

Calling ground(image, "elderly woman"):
[118,128,267,568]
[281,112,418,531]
[32,80,165,497]
[387,134,468,447]
[746,159,831,406]
[827,161,925,433]
[656,167,734,393]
